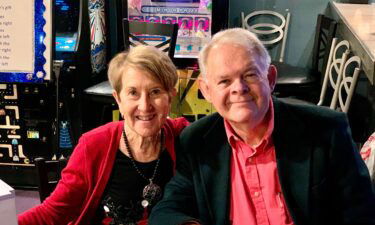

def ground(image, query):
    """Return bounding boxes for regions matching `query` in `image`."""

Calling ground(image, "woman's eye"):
[128,90,137,96]
[150,89,161,96]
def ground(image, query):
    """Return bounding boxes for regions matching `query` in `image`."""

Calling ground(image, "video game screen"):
[55,35,77,52]
[128,0,212,58]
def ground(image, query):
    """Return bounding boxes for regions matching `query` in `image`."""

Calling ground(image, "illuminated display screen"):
[56,36,77,52]
[55,0,79,33]
[128,0,212,59]
[56,0,70,11]
[27,130,40,139]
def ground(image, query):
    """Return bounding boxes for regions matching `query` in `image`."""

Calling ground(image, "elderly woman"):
[18,45,189,225]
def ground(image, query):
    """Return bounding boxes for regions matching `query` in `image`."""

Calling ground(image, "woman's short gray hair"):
[198,28,271,77]
[108,45,178,94]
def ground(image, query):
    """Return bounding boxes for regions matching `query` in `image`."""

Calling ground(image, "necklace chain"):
[122,128,163,183]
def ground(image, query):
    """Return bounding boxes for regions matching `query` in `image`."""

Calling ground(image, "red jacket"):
[18,118,189,225]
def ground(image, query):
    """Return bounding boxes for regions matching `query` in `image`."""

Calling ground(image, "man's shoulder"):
[276,98,348,126]
[180,113,223,139]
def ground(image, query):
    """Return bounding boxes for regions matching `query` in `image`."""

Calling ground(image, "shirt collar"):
[224,99,275,152]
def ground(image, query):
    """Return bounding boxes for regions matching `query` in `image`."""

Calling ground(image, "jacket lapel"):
[199,115,231,225]
[272,98,311,224]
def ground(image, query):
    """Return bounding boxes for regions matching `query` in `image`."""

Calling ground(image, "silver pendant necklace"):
[122,128,163,208]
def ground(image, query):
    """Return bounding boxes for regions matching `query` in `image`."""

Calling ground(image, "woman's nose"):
[138,94,152,111]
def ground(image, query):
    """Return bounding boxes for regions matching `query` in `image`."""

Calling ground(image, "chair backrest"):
[241,10,290,62]
[317,38,350,107]
[122,18,178,59]
[336,55,361,113]
[311,14,337,79]
[35,157,68,202]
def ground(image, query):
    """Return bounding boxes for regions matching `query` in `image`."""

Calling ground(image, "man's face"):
[199,43,276,129]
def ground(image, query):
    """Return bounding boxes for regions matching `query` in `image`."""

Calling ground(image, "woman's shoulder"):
[81,121,123,142]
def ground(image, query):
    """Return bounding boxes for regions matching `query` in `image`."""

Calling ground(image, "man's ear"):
[267,65,277,92]
[198,77,211,103]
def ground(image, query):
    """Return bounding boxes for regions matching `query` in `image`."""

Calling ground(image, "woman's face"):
[113,66,173,137]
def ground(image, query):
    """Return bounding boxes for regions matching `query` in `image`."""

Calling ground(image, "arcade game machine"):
[0,0,107,188]
[54,0,92,152]
[55,0,109,149]
[0,0,54,187]
[125,0,229,122]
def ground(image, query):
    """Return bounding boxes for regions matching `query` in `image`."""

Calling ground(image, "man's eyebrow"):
[244,64,261,73]
[217,74,230,79]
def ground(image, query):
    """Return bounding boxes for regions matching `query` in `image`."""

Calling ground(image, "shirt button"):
[248,158,252,163]
[254,191,260,197]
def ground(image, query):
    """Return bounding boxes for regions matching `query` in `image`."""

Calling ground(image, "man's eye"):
[244,74,260,83]
[218,79,229,85]
[245,74,255,78]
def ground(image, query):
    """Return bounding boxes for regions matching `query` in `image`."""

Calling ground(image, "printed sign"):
[0,0,52,82]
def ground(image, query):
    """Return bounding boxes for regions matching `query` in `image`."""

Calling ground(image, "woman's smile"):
[135,114,156,121]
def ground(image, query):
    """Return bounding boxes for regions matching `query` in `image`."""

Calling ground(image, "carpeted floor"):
[15,189,40,214]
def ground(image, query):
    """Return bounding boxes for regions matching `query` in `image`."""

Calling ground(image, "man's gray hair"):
[198,28,271,77]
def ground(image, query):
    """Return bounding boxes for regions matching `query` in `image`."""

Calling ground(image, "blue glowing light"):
[56,0,70,11]
[56,37,76,52]
[39,34,44,44]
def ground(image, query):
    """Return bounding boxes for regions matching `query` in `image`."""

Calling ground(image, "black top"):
[96,149,173,225]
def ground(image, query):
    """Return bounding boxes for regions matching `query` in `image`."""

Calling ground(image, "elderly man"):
[149,28,375,225]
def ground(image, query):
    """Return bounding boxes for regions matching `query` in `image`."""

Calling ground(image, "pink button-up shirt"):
[225,101,294,225]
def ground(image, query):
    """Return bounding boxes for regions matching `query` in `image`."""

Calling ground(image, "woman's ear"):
[168,87,177,103]
[113,90,124,118]
[113,90,121,106]
[171,87,177,97]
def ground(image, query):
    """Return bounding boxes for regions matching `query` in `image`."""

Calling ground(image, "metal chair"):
[242,10,290,63]
[274,14,337,99]
[122,18,178,59]
[34,157,68,202]
[318,38,350,109]
[282,38,364,144]
[334,55,361,113]
[318,37,362,113]
[280,38,351,109]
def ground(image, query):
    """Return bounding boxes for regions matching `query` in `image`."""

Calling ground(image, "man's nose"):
[231,79,250,94]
